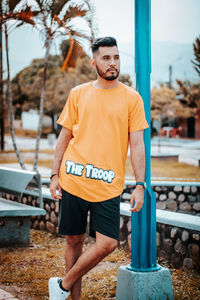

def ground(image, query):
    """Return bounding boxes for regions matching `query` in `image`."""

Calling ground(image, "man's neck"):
[93,77,120,89]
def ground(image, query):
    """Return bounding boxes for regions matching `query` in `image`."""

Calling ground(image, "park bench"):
[0,167,46,246]
[120,202,200,231]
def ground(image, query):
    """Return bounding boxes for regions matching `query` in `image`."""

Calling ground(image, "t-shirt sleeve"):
[57,91,77,130]
[128,93,149,132]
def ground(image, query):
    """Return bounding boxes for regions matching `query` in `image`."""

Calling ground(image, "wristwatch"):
[136,182,146,189]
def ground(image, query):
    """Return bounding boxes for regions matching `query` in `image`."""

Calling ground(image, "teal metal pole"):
[128,0,160,271]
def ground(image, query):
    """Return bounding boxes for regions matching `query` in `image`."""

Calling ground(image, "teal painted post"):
[129,0,160,271]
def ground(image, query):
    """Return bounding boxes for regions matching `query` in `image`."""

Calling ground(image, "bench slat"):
[0,198,46,217]
[120,202,200,232]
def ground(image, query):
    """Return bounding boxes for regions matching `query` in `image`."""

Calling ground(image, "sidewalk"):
[0,288,19,299]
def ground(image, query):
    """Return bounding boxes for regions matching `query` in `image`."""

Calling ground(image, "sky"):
[2,0,200,79]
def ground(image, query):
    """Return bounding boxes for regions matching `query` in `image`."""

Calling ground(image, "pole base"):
[116,265,174,300]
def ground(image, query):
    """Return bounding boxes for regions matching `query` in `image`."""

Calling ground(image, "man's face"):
[92,46,120,81]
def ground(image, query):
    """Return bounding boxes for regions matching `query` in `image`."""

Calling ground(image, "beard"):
[95,63,120,81]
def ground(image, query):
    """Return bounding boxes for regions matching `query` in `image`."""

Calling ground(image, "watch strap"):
[136,181,146,189]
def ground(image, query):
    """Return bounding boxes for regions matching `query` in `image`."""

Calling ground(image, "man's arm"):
[129,130,146,212]
[50,127,73,199]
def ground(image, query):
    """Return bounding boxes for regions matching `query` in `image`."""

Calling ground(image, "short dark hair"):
[91,37,118,54]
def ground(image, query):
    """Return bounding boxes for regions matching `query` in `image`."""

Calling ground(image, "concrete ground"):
[0,288,19,299]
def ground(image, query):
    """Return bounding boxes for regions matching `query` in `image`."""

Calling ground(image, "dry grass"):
[125,156,200,181]
[0,230,200,300]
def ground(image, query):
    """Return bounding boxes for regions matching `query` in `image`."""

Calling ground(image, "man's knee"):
[97,235,118,256]
[66,234,85,248]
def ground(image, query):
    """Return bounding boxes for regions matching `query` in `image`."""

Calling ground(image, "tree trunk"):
[5,25,26,169]
[33,38,51,172]
[0,10,5,151]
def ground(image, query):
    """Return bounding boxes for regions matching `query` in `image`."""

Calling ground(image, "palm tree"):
[32,0,96,172]
[0,0,35,168]
[191,36,200,76]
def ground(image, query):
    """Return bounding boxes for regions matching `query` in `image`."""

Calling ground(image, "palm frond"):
[50,0,70,18]
[70,29,90,40]
[0,9,35,25]
[34,0,44,11]
[63,4,88,23]
[7,0,22,12]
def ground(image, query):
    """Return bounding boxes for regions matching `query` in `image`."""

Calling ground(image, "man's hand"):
[130,186,145,212]
[50,175,62,200]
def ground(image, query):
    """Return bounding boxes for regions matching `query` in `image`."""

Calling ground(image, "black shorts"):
[58,189,120,240]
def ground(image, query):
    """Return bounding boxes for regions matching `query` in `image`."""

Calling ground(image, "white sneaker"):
[48,277,70,300]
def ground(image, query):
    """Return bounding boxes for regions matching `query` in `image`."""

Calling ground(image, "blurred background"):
[0,0,200,180]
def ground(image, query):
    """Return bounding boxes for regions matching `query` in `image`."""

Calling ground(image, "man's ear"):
[90,58,95,69]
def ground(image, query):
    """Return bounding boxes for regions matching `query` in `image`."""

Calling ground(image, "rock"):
[6,193,11,200]
[154,186,162,192]
[188,195,196,203]
[182,230,189,242]
[120,217,124,230]
[39,221,45,231]
[191,186,197,193]
[174,238,186,255]
[183,258,193,270]
[128,233,131,250]
[193,202,200,211]
[22,197,27,204]
[50,202,55,210]
[127,220,131,232]
[192,234,200,241]
[159,194,167,201]
[163,238,173,253]
[119,239,127,246]
[183,186,190,193]
[156,201,167,210]
[170,253,183,268]
[50,211,58,225]
[166,200,177,211]
[171,227,178,238]
[174,186,182,192]
[45,204,50,212]
[179,202,191,211]
[168,191,176,200]
[55,202,59,213]
[45,212,50,221]
[178,194,185,202]
[158,250,169,262]
[157,232,161,247]
[122,193,131,200]
[46,221,55,234]
[188,243,200,258]
[33,220,39,229]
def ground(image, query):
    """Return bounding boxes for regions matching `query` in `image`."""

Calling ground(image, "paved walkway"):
[0,288,19,299]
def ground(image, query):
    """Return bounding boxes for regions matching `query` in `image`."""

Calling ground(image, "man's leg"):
[65,234,85,300]
[62,232,118,291]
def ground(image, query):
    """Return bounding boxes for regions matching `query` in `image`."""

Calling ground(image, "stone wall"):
[1,182,200,270]
[120,183,200,270]
[123,184,200,215]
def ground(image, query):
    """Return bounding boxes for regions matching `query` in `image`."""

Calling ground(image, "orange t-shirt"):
[57,81,148,202]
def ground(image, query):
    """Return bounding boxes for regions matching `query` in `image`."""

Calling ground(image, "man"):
[48,36,148,300]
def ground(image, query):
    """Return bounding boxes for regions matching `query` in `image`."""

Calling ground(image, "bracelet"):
[50,173,58,180]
